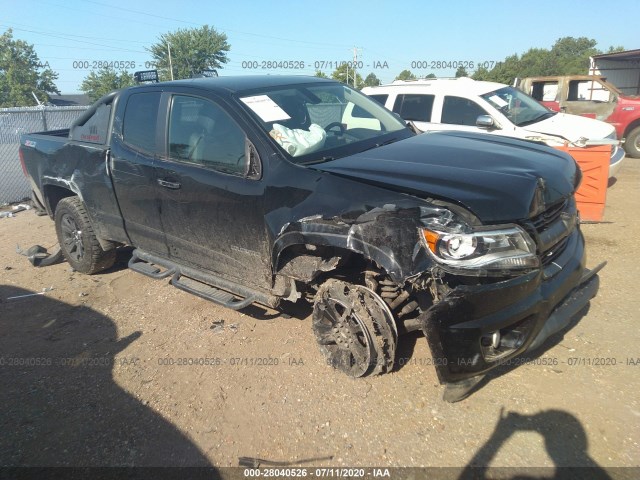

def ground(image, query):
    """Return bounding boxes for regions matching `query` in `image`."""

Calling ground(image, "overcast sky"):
[2,0,637,93]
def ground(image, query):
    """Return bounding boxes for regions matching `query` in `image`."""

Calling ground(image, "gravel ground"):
[0,160,638,474]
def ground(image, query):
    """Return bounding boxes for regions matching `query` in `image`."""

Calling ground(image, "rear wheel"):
[312,279,397,377]
[624,126,640,158]
[54,197,116,274]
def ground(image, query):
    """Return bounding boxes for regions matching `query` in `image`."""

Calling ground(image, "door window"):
[531,82,559,102]
[369,94,388,106]
[441,96,488,126]
[567,80,611,102]
[392,94,434,122]
[168,95,247,175]
[122,92,161,154]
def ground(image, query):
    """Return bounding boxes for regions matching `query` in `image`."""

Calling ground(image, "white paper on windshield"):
[241,95,291,122]
[488,95,508,108]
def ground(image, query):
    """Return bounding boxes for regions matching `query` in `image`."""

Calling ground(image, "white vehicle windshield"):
[481,86,556,127]
[238,82,411,164]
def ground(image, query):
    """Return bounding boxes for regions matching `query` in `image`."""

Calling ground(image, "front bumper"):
[420,228,602,384]
[609,145,625,178]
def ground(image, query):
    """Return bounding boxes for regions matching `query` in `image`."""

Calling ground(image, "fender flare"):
[272,230,409,283]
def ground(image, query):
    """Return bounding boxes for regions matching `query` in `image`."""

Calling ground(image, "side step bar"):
[128,250,176,279]
[127,249,278,310]
[171,272,256,310]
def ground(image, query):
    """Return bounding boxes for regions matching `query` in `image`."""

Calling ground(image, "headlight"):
[421,225,539,271]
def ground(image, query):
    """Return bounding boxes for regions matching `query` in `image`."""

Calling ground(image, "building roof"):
[49,94,92,106]
[591,49,640,61]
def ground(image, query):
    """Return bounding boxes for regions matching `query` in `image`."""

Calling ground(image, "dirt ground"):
[0,160,638,474]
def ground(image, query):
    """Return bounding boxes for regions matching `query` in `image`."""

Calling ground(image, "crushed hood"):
[312,131,578,223]
[523,112,616,144]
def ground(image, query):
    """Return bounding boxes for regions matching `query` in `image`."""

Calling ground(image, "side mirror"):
[244,139,262,180]
[406,120,423,134]
[391,111,405,123]
[476,115,497,129]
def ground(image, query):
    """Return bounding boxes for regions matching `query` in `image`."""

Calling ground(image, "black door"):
[110,90,167,255]
[154,93,271,289]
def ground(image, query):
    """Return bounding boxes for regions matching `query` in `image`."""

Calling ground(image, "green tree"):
[148,25,230,81]
[476,37,616,85]
[471,66,490,81]
[425,73,436,79]
[315,70,328,78]
[395,69,416,81]
[455,66,468,78]
[80,67,136,102]
[363,72,381,87]
[331,63,363,88]
[0,29,59,107]
[606,45,625,53]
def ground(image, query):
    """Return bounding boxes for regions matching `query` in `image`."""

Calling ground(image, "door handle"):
[157,179,181,189]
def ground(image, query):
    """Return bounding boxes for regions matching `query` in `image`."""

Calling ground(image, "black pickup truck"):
[19,75,603,401]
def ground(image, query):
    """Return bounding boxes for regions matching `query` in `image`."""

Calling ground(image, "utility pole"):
[352,46,362,88]
[167,42,174,81]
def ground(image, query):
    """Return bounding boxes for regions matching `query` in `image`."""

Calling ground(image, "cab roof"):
[134,75,337,95]
[363,78,508,96]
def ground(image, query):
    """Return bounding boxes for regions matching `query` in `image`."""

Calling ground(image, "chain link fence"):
[0,105,89,205]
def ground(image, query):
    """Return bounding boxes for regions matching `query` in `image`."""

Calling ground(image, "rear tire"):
[624,126,640,158]
[54,197,116,274]
[312,279,397,377]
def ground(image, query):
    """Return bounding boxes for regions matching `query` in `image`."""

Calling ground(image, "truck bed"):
[20,128,128,246]
[25,129,71,139]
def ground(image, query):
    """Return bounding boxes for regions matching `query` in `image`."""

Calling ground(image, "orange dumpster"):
[555,144,610,222]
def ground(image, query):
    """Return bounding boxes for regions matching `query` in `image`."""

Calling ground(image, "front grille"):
[523,198,575,270]
[530,199,567,234]
[541,235,569,267]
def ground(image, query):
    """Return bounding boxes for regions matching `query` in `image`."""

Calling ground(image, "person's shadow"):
[0,285,218,473]
[459,408,612,480]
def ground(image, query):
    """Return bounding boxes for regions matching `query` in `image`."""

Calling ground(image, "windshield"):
[237,82,411,164]
[481,86,555,127]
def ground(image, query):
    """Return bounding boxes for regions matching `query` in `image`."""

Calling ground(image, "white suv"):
[362,78,624,178]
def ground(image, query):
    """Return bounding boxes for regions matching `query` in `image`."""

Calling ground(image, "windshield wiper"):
[360,137,400,153]
[517,111,556,127]
[302,155,336,165]
[301,136,403,165]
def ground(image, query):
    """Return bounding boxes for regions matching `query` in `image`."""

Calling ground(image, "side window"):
[567,80,611,102]
[70,103,111,144]
[122,92,161,154]
[392,94,434,122]
[168,95,246,175]
[531,82,559,102]
[369,94,388,106]
[441,96,488,126]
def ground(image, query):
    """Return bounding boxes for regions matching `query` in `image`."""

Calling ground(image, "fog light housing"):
[481,331,501,349]
[480,316,536,361]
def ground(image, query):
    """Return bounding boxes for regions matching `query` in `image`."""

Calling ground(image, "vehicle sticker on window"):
[488,95,508,108]
[241,95,291,122]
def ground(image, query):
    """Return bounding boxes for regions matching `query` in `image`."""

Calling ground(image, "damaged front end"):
[274,190,602,401]
[416,196,603,400]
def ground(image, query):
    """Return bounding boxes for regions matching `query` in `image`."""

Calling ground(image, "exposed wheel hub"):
[312,279,397,378]
[315,296,371,377]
